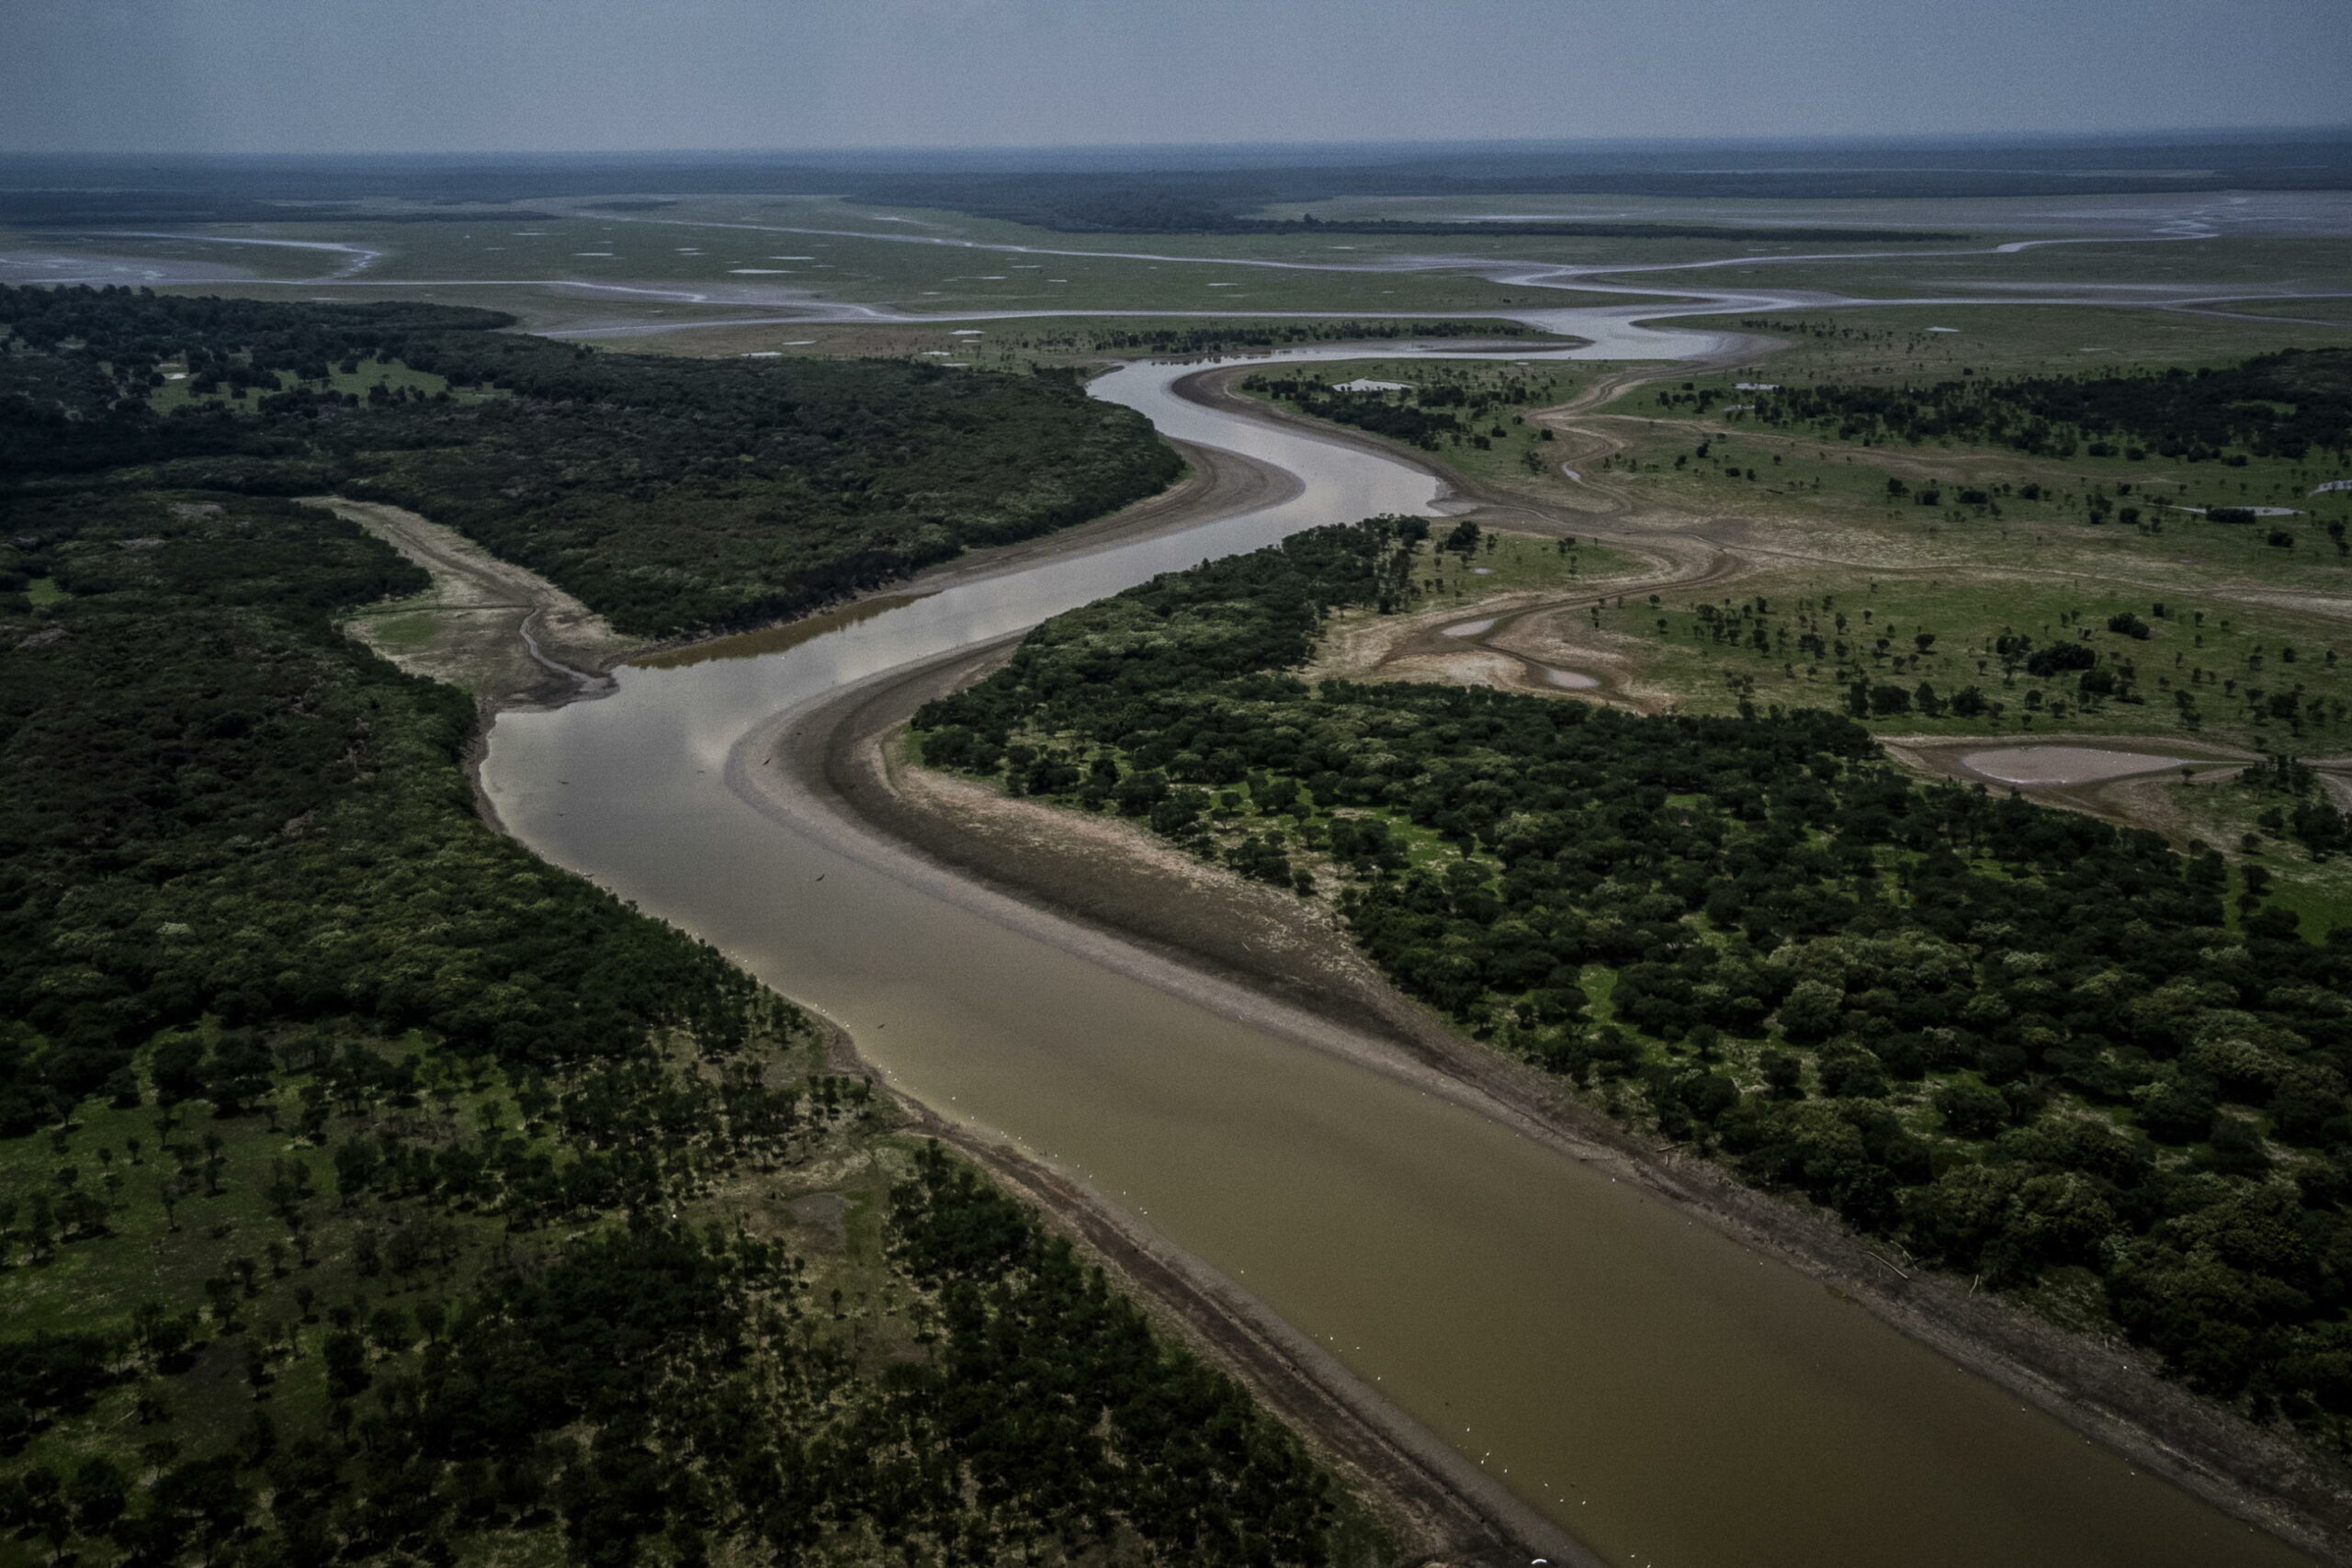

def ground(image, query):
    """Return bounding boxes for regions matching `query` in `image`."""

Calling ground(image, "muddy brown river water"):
[481,349,2316,1567]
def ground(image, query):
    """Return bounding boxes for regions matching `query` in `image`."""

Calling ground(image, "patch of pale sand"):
[1440,616,1498,637]
[1543,666,1602,689]
[308,496,643,698]
[1729,514,2005,573]
[2231,590,2352,623]
[1962,745,2196,786]
[1488,610,1679,708]
[1307,592,1555,683]
[1379,649,1529,690]
[899,765,1361,966]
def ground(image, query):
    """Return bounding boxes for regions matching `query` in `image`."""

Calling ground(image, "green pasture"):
[2160,776,2352,935]
[145,353,485,412]
[1601,565,2352,747]
[1410,528,1645,598]
[1713,234,2352,303]
[1674,302,2352,380]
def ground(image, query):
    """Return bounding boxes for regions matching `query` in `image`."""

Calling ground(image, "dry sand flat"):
[1961,744,2201,786]
[311,496,641,705]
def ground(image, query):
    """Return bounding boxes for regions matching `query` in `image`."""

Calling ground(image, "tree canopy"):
[1,285,1180,636]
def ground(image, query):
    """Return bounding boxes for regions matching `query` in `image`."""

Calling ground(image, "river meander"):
[481,347,2315,1567]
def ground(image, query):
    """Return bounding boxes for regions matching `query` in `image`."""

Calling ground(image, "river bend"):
[481,344,2315,1568]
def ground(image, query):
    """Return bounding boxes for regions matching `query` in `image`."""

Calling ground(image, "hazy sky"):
[6,0,2346,156]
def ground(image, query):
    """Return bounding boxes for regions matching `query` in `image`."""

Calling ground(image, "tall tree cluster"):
[0,286,1181,635]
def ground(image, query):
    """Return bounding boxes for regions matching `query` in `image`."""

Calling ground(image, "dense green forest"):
[1729,347,2352,464]
[916,518,2352,1450]
[1236,375,1470,451]
[0,487,1356,1563]
[0,286,1179,635]
[1237,371,1550,453]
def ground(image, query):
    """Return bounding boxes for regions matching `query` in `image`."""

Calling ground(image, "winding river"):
[480,344,2317,1567]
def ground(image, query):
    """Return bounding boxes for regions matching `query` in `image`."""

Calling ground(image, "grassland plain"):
[1262,190,2352,239]
[562,193,1856,272]
[26,188,2345,359]
[39,210,1633,321]
[609,316,1551,372]
[1713,236,2352,300]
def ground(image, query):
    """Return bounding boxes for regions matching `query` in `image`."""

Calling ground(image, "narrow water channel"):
[481,349,2314,1568]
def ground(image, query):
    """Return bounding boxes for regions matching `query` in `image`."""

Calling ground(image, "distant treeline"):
[920,192,1964,240]
[1054,320,1535,355]
[1743,347,2352,464]
[1239,376,1468,450]
[0,191,554,226]
[918,518,2352,1450]
[0,286,1179,635]
[1241,370,1541,451]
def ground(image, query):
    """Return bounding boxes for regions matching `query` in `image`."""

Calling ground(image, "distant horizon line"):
[6,124,2352,167]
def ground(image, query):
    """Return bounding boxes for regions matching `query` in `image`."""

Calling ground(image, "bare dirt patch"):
[1961,744,2205,787]
[311,496,642,707]
[1882,731,2259,840]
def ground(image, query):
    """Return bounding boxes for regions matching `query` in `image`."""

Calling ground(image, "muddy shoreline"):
[804,998,1589,1568]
